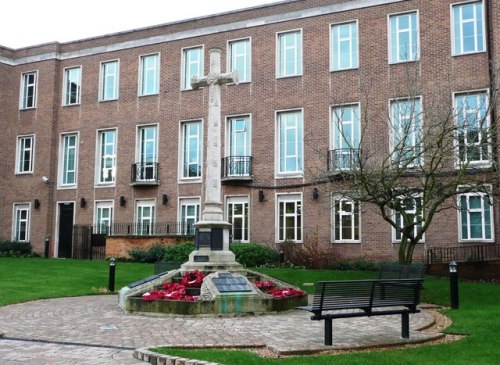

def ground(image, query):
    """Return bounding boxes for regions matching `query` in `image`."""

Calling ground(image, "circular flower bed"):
[142,270,205,302]
[254,280,305,299]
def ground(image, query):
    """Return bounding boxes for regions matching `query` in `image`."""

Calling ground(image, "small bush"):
[230,243,279,268]
[280,235,338,269]
[330,259,379,272]
[163,242,195,262]
[0,241,33,257]
[128,243,167,263]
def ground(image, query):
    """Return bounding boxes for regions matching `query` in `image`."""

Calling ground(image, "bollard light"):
[449,260,459,309]
[44,236,50,258]
[108,257,116,292]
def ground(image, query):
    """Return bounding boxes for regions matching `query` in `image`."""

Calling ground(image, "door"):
[58,203,74,258]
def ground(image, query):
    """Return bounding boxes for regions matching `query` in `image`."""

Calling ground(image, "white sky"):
[1,0,280,49]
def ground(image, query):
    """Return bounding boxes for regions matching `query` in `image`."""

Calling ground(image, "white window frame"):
[58,132,78,188]
[276,193,303,243]
[139,53,160,96]
[451,0,486,56]
[454,90,491,167]
[12,203,31,242]
[228,38,251,83]
[330,20,359,71]
[388,10,420,63]
[226,115,252,177]
[135,199,156,235]
[96,129,117,185]
[392,195,424,243]
[226,196,250,243]
[458,188,494,241]
[134,124,159,182]
[179,120,203,181]
[19,71,38,109]
[94,201,114,234]
[389,97,423,168]
[331,103,361,171]
[182,46,204,90]
[62,66,81,106]
[100,60,119,101]
[332,195,361,243]
[179,197,200,235]
[16,134,35,174]
[276,29,303,78]
[276,109,303,177]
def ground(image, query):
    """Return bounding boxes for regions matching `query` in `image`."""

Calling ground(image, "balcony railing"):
[327,148,361,173]
[131,162,159,185]
[221,156,253,181]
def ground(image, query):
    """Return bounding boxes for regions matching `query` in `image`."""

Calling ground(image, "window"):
[59,133,78,187]
[228,38,251,82]
[389,11,419,63]
[182,47,203,90]
[180,198,200,235]
[277,110,303,175]
[16,135,35,174]
[136,125,158,181]
[181,121,202,179]
[331,104,360,170]
[276,194,302,242]
[227,116,251,176]
[332,197,360,242]
[95,201,113,234]
[331,21,358,71]
[459,190,493,241]
[455,91,491,166]
[452,1,485,55]
[227,196,249,242]
[136,200,155,235]
[100,60,119,101]
[97,129,116,184]
[12,203,30,242]
[139,54,159,96]
[277,30,302,77]
[390,98,422,167]
[393,196,423,242]
[20,71,37,109]
[63,67,81,105]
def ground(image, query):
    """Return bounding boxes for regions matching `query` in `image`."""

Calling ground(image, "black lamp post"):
[449,261,459,309]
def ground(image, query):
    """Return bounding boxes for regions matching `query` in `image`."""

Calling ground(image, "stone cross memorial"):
[181,48,244,273]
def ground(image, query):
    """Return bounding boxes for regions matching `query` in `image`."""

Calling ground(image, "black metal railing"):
[109,222,196,236]
[327,148,361,172]
[131,162,159,184]
[72,225,106,260]
[221,156,253,179]
[426,244,500,264]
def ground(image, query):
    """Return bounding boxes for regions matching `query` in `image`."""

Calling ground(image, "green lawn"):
[0,257,152,306]
[1,258,499,364]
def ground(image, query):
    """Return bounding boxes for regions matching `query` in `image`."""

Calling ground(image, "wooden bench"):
[298,278,424,345]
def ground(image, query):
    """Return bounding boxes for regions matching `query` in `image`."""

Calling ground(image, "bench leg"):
[324,318,333,346]
[402,312,409,338]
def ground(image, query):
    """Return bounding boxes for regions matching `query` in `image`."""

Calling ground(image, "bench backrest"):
[378,264,426,280]
[311,279,423,313]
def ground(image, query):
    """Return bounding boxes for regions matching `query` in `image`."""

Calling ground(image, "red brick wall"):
[0,0,499,261]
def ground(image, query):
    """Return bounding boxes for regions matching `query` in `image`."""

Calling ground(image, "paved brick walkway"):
[0,295,441,364]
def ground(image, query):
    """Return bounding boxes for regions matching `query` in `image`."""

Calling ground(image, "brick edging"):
[133,347,221,365]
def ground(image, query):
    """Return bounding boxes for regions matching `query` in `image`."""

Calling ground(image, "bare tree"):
[316,62,499,265]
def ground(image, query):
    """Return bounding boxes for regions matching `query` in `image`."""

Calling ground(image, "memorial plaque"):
[196,231,211,248]
[127,274,160,289]
[212,272,252,293]
[211,228,223,251]
[194,255,209,262]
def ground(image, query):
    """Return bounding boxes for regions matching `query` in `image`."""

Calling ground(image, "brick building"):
[0,0,498,262]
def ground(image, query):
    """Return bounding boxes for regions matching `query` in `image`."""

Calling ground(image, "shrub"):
[0,241,33,257]
[230,243,279,268]
[128,243,167,263]
[330,259,379,272]
[279,233,339,269]
[163,242,195,262]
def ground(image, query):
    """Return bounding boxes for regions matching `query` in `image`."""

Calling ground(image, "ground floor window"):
[393,196,424,242]
[276,193,302,242]
[180,198,200,235]
[94,201,113,234]
[13,203,30,242]
[227,196,249,242]
[332,196,360,242]
[459,191,493,241]
[136,200,155,235]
